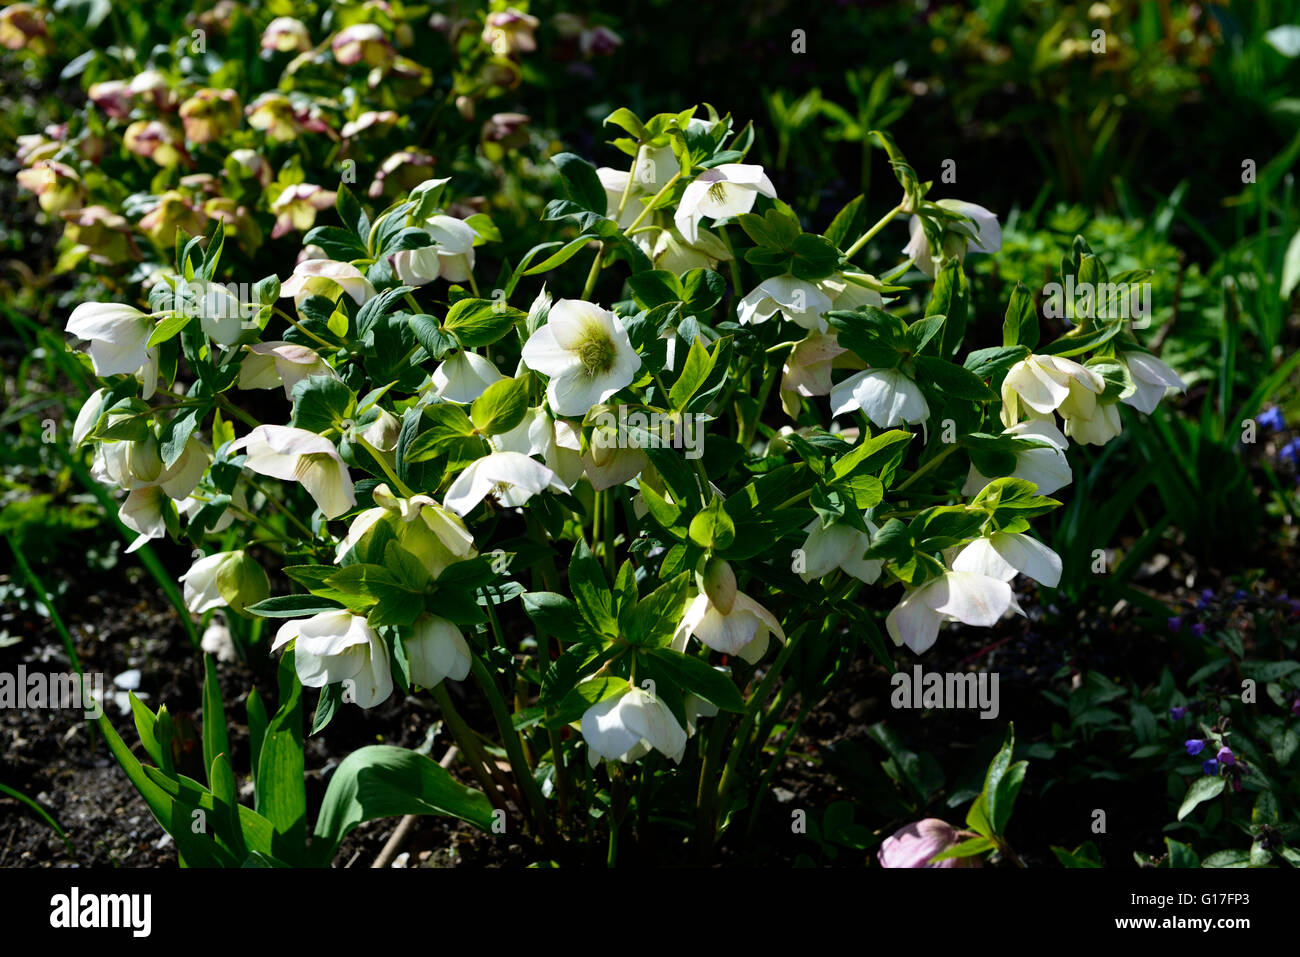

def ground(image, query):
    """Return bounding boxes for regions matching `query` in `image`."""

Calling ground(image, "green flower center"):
[576,329,616,376]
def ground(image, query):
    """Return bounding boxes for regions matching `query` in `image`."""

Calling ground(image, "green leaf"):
[929,836,996,863]
[914,356,995,401]
[470,376,529,436]
[1002,281,1038,350]
[312,745,494,864]
[147,312,193,348]
[290,376,354,433]
[443,298,525,347]
[552,152,607,215]
[201,654,229,788]
[627,574,690,649]
[246,594,345,618]
[645,647,743,711]
[689,497,735,550]
[522,234,598,275]
[1178,775,1226,821]
[256,654,306,863]
[669,336,719,410]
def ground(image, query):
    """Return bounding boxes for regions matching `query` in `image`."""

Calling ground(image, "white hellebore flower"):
[431,351,503,404]
[674,164,777,244]
[392,215,479,285]
[952,531,1062,588]
[961,419,1073,497]
[799,518,882,584]
[239,341,338,399]
[336,483,477,578]
[66,302,152,377]
[493,407,585,487]
[1120,351,1185,415]
[272,610,393,708]
[673,588,786,665]
[581,683,688,766]
[737,275,833,332]
[443,450,567,516]
[1000,354,1104,430]
[886,570,1024,655]
[831,367,930,432]
[179,550,270,615]
[230,425,355,518]
[279,258,376,305]
[903,200,1002,278]
[521,299,640,417]
[406,615,471,688]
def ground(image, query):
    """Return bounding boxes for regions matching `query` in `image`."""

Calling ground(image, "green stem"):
[622,172,682,236]
[468,653,551,840]
[845,202,906,259]
[430,683,508,813]
[355,434,415,497]
[741,358,781,448]
[215,394,261,430]
[273,306,337,350]
[896,443,959,492]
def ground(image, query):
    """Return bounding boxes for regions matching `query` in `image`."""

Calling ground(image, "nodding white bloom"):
[279,258,375,305]
[91,433,208,500]
[580,417,650,491]
[646,225,732,274]
[406,615,471,688]
[886,570,1024,655]
[952,531,1062,588]
[737,275,833,332]
[66,302,152,378]
[674,164,777,244]
[1120,351,1185,415]
[180,550,270,616]
[673,587,786,665]
[780,333,852,418]
[119,486,168,553]
[72,389,109,446]
[270,184,336,240]
[903,200,1002,278]
[272,610,393,709]
[157,436,211,501]
[597,167,643,230]
[261,16,310,52]
[961,419,1073,497]
[581,683,688,766]
[443,450,567,516]
[336,483,477,578]
[431,351,503,404]
[180,280,249,346]
[1000,353,1104,430]
[521,299,641,417]
[392,215,479,285]
[1063,395,1122,446]
[493,408,585,487]
[798,518,882,584]
[821,273,885,313]
[230,425,355,519]
[91,435,162,490]
[239,342,338,399]
[831,367,930,432]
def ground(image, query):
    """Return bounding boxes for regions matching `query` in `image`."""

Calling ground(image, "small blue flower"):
[1170,706,1187,720]
[1258,406,1285,431]
[1168,616,1183,633]
[1281,438,1300,465]
[1217,746,1235,766]
[1202,759,1219,776]
[1232,589,1247,602]
[1190,623,1207,638]
[1185,739,1205,756]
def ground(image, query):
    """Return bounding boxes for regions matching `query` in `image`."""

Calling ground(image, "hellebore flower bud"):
[877,819,975,868]
[698,557,737,616]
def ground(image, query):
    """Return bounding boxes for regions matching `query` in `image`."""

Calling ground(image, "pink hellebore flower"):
[877,819,976,868]
[271,184,337,239]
